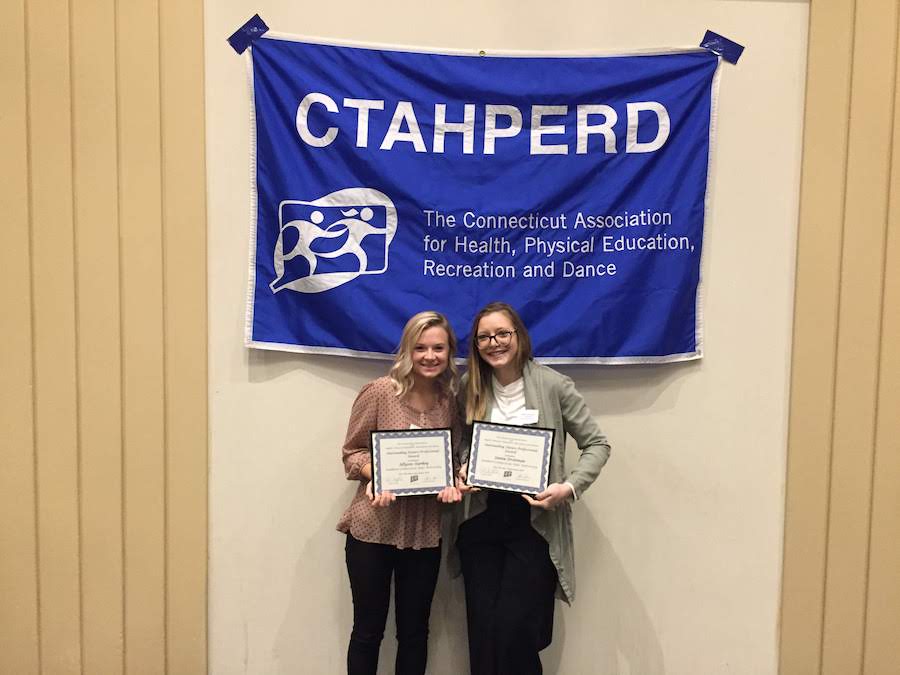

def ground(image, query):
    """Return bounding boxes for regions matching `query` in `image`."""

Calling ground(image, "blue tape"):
[228,14,269,55]
[700,30,744,64]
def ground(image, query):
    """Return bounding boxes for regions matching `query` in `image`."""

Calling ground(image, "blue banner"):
[245,35,719,362]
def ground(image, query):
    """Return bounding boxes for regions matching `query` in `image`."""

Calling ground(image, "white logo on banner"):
[270,188,398,294]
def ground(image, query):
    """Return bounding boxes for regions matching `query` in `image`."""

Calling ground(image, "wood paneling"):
[779,1,855,669]
[0,1,207,672]
[117,0,167,671]
[821,0,897,671]
[27,0,83,669]
[782,1,900,674]
[863,9,900,669]
[71,1,124,672]
[159,1,208,672]
[0,1,41,671]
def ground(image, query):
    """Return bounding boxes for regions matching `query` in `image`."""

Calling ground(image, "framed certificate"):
[370,428,453,496]
[467,421,554,494]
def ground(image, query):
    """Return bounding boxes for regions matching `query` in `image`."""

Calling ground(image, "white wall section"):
[206,2,808,673]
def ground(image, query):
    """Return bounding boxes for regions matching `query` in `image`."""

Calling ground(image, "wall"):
[206,2,807,674]
[0,1,207,673]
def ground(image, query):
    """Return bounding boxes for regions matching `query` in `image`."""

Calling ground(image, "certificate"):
[467,421,554,494]
[370,428,453,496]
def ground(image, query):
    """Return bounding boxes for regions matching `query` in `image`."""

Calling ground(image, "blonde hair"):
[465,302,533,424]
[389,311,459,398]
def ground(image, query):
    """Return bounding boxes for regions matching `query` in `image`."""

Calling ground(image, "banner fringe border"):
[694,56,724,361]
[247,339,702,365]
[262,31,707,60]
[244,49,260,347]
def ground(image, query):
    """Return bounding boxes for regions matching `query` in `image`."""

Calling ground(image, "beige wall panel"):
[117,1,167,672]
[863,221,900,673]
[779,1,854,672]
[25,1,84,671]
[159,1,209,672]
[821,0,897,673]
[70,1,125,673]
[0,1,41,672]
[862,37,900,669]
[3,0,208,672]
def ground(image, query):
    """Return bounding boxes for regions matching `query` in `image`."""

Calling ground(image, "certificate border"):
[370,428,453,496]
[468,421,555,494]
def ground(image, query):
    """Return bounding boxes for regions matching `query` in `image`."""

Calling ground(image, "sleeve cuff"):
[346,454,369,481]
[564,481,578,501]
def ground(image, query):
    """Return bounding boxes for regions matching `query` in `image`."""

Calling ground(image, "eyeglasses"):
[475,329,516,347]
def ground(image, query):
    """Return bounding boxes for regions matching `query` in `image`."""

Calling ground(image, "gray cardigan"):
[448,360,611,604]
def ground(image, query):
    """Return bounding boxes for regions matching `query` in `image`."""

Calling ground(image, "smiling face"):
[475,311,521,380]
[411,325,450,382]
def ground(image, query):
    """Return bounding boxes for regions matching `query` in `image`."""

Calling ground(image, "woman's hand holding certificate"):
[522,483,574,509]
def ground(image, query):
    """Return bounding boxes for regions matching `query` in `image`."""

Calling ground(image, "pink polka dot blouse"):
[336,376,460,550]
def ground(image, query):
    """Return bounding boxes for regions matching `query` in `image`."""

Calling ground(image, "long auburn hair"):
[389,311,459,398]
[465,302,533,423]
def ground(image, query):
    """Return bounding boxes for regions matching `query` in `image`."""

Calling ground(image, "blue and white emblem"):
[270,187,397,294]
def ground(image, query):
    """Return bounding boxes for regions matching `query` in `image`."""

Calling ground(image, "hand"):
[455,462,480,494]
[366,481,396,508]
[522,482,573,510]
[436,485,462,503]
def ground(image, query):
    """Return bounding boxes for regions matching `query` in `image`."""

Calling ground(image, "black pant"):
[345,534,441,675]
[457,492,559,675]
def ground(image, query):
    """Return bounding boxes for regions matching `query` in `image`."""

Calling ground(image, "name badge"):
[513,409,540,425]
[490,409,540,425]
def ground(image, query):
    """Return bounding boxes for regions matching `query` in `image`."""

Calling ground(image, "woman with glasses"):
[337,311,463,675]
[451,301,611,675]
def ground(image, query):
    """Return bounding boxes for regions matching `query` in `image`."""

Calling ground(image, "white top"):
[490,376,526,423]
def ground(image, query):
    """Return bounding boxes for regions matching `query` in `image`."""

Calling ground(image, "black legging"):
[344,533,441,675]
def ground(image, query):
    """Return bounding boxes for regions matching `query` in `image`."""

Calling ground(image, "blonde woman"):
[452,302,611,675]
[337,311,462,675]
